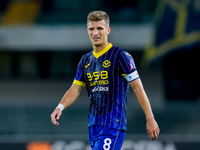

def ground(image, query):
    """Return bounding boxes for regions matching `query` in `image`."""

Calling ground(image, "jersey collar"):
[93,43,113,58]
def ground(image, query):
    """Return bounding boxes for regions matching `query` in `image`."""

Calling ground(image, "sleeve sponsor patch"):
[124,70,139,82]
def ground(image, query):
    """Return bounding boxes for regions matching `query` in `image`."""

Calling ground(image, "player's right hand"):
[51,108,62,126]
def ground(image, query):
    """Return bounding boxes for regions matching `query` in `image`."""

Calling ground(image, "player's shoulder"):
[112,45,132,58]
[111,45,124,56]
[84,50,93,57]
[81,51,93,60]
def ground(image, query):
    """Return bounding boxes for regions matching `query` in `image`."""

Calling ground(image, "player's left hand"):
[146,118,160,141]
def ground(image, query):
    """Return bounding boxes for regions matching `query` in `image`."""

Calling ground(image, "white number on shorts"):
[103,138,112,150]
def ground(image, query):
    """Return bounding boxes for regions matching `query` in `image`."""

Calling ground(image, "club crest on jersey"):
[102,60,111,68]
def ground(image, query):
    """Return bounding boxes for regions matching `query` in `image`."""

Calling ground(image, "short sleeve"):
[118,51,139,82]
[73,55,86,87]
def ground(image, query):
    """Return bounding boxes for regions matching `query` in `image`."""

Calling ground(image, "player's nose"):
[93,29,99,35]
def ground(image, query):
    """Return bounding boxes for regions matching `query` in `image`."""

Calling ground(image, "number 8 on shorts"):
[103,138,112,150]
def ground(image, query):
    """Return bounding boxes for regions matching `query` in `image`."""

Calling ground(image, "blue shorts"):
[88,125,126,150]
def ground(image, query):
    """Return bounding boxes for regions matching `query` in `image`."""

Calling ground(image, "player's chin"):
[92,42,102,47]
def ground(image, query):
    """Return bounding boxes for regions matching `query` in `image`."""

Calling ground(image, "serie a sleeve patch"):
[124,70,139,82]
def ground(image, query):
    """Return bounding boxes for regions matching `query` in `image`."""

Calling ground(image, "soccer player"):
[51,10,160,150]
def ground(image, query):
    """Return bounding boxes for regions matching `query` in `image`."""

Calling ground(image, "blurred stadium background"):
[0,0,200,149]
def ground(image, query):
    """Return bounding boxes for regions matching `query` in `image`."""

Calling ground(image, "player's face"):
[87,20,111,47]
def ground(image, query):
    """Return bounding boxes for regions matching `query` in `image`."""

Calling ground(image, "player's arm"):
[51,83,83,126]
[130,78,160,140]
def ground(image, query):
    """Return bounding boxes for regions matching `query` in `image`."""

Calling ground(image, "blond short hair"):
[87,11,110,27]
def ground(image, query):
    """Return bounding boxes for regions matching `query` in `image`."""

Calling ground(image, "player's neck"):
[93,42,109,53]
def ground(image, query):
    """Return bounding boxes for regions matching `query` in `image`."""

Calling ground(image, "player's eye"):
[89,28,94,31]
[97,27,103,30]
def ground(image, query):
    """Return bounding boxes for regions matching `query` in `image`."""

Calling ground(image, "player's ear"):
[107,27,111,35]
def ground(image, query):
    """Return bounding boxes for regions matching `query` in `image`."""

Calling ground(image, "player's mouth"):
[93,37,100,42]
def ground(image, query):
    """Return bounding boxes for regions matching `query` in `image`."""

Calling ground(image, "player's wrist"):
[146,115,154,122]
[56,103,64,111]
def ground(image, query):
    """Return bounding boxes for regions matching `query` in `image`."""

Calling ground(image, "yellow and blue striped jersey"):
[74,43,139,131]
